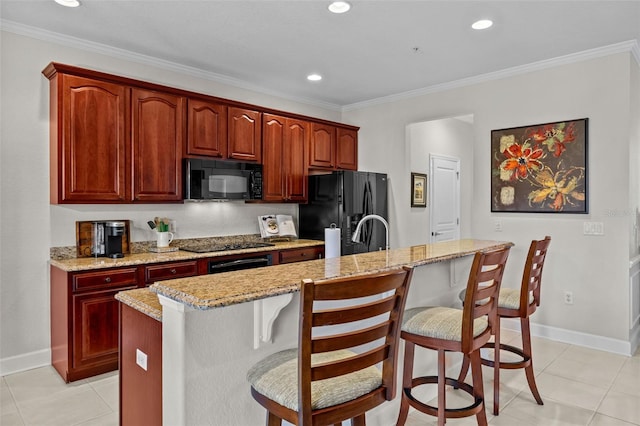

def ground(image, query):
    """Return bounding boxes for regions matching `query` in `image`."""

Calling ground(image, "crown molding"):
[343,40,640,112]
[0,19,343,112]
[2,19,636,114]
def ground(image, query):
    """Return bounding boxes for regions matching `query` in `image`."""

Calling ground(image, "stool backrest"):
[298,266,414,424]
[461,247,510,353]
[519,236,551,315]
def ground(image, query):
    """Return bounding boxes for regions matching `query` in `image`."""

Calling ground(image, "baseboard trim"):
[501,318,633,356]
[0,349,51,377]
[1,322,636,377]
[630,322,640,356]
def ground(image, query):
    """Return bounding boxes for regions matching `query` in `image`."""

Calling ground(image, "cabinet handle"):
[170,269,177,274]
[104,277,111,283]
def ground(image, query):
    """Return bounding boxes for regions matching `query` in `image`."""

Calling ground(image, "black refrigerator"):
[299,171,388,255]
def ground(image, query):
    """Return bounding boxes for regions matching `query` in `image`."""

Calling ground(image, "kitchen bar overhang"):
[117,239,513,426]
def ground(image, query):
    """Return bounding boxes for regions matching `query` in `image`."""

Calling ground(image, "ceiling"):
[2,1,639,109]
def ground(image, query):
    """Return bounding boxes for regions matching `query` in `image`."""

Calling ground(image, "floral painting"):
[491,118,588,213]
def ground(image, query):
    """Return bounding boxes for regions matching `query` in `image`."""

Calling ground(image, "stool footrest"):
[403,375,484,419]
[481,342,532,370]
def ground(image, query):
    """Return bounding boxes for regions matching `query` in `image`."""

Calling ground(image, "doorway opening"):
[406,115,474,245]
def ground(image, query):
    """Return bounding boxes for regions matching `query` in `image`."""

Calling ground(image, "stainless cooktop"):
[180,242,275,253]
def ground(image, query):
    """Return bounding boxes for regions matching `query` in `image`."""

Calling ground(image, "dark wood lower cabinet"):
[50,265,138,382]
[51,260,198,383]
[72,289,124,373]
[119,303,162,426]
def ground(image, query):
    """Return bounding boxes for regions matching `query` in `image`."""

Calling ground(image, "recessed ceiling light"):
[328,1,351,14]
[54,0,81,7]
[471,19,493,30]
[307,74,322,82]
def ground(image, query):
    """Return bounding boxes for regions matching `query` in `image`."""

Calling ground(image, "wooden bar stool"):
[457,236,551,415]
[247,266,414,426]
[396,247,510,426]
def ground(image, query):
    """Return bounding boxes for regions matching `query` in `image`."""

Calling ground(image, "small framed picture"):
[411,172,427,207]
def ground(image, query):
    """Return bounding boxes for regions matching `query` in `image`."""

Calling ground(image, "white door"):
[429,154,460,242]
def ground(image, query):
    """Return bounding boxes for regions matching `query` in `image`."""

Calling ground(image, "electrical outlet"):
[494,219,503,232]
[136,348,148,371]
[563,291,574,305]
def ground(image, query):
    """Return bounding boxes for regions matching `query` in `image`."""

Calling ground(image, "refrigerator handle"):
[364,181,374,248]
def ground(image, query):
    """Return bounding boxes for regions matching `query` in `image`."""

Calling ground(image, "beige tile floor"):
[1,329,639,425]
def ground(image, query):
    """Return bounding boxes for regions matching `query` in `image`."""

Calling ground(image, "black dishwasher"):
[208,255,272,273]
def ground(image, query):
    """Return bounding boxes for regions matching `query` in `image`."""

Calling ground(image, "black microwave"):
[184,159,263,201]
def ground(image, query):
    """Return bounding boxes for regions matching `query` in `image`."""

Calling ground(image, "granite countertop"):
[50,239,324,272]
[125,240,512,318]
[116,288,163,321]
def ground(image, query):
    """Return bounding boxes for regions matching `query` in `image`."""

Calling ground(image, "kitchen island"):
[117,239,512,426]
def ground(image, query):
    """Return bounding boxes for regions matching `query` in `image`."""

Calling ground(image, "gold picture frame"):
[411,172,427,207]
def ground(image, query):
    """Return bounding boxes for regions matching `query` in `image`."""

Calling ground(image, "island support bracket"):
[253,293,294,349]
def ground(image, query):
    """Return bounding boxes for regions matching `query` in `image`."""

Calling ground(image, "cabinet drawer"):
[144,261,198,283]
[279,247,324,264]
[73,268,138,292]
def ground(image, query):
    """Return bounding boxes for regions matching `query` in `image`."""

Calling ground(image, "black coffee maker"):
[105,221,126,258]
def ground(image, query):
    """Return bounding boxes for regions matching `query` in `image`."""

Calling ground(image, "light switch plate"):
[136,348,148,371]
[583,221,604,236]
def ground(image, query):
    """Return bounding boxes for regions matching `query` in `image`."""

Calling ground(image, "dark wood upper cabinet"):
[228,107,262,163]
[308,123,358,171]
[131,89,184,202]
[284,118,308,201]
[309,123,335,169]
[43,63,358,204]
[186,99,228,158]
[336,127,358,170]
[50,74,129,203]
[262,114,308,202]
[262,115,286,200]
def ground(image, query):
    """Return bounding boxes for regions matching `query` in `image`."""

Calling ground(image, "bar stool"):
[247,266,414,426]
[457,236,551,415]
[396,247,510,426]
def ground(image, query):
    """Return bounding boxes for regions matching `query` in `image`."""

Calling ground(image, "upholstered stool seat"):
[457,287,533,310]
[402,306,488,341]
[247,348,382,411]
[457,236,551,415]
[396,247,511,426]
[248,267,414,426]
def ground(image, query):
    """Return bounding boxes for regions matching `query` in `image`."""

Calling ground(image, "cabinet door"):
[57,75,129,203]
[186,99,228,158]
[228,107,261,163]
[309,123,335,169]
[336,128,358,170]
[261,114,286,201]
[72,287,134,370]
[132,89,184,202]
[284,118,308,202]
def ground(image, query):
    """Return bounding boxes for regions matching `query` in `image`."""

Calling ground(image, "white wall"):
[0,30,341,372]
[630,55,640,256]
[345,52,639,348]
[405,117,474,246]
[2,28,639,374]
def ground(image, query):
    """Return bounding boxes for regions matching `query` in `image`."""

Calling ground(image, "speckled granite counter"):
[143,239,512,312]
[50,239,323,272]
[116,288,163,321]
